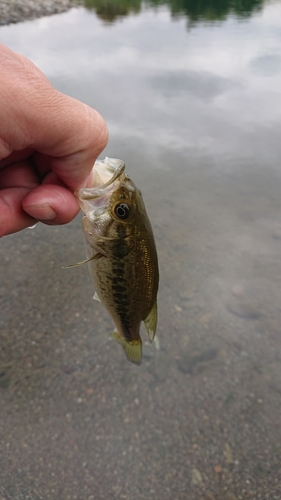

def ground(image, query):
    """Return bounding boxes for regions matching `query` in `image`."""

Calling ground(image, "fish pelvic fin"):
[143,301,158,342]
[93,292,101,302]
[111,330,142,366]
[62,253,104,269]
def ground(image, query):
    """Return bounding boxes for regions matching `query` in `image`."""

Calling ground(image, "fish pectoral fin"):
[111,330,142,366]
[143,301,158,342]
[93,292,101,302]
[62,253,104,269]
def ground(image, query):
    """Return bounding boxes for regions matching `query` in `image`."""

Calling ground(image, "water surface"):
[1,1,281,498]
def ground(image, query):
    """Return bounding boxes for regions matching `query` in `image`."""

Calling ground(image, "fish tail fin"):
[111,330,142,365]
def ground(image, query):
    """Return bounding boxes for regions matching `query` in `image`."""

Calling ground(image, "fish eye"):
[114,202,130,220]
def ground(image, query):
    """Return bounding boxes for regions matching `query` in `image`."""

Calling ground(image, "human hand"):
[0,44,108,237]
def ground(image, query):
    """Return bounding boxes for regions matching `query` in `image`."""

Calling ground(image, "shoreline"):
[0,0,79,26]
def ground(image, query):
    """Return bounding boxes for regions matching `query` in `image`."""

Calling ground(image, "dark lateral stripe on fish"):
[113,294,129,307]
[119,322,136,343]
[112,284,127,294]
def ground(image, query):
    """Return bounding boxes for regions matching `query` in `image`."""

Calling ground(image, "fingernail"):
[24,204,57,221]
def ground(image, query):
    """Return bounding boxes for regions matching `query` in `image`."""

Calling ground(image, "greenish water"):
[1,1,281,499]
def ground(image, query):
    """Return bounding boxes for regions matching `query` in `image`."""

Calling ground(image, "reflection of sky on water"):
[1,4,281,165]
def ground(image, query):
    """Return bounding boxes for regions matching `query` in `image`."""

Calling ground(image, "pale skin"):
[0,44,108,237]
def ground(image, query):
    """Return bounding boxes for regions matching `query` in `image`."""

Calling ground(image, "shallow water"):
[1,1,281,499]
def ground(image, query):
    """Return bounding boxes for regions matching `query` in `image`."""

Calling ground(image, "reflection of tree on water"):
[83,0,141,21]
[83,0,264,23]
[149,0,263,22]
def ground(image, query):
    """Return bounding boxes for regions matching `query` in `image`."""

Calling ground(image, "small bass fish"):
[75,157,159,365]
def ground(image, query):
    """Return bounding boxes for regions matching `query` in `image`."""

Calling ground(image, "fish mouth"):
[75,158,125,214]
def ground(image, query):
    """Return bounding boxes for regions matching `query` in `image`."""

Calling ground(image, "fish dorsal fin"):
[111,330,142,365]
[62,253,103,269]
[143,301,158,342]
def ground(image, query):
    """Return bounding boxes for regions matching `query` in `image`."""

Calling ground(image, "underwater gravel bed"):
[0,0,77,25]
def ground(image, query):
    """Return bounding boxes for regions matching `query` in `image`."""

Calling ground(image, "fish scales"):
[75,157,159,365]
[90,222,156,337]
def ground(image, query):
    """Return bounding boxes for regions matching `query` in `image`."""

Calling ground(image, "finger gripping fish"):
[75,157,159,365]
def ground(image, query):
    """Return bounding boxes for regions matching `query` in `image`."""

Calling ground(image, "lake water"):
[1,1,281,498]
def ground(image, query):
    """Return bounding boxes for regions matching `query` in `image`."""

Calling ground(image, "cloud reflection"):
[0,2,281,165]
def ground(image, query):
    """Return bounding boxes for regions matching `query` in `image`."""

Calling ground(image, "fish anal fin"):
[111,330,142,366]
[143,301,158,342]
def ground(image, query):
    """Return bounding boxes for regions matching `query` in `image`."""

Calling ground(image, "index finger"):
[0,45,108,189]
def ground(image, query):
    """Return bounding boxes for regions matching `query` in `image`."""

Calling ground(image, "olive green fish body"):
[76,158,159,365]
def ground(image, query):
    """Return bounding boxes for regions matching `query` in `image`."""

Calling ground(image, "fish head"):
[75,157,145,239]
